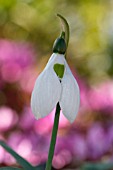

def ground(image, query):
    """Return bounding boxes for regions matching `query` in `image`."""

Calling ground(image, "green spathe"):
[53,63,65,78]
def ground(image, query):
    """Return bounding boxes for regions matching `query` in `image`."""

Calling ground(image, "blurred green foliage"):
[0,0,113,84]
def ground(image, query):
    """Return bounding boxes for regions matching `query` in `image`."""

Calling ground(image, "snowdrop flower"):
[31,36,80,123]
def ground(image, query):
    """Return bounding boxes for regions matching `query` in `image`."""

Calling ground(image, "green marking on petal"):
[53,64,65,79]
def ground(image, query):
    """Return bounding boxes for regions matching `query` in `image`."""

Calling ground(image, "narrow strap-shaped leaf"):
[81,162,113,170]
[0,167,22,170]
[0,141,34,170]
[34,163,46,170]
[35,163,55,170]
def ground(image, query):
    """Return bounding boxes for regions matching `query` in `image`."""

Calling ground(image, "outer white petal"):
[59,60,80,123]
[31,53,64,119]
[45,53,65,70]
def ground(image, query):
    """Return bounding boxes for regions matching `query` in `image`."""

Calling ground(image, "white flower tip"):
[31,93,41,120]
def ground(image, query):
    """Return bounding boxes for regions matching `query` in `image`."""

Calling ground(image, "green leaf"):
[81,162,113,170]
[34,163,46,170]
[53,63,65,78]
[0,167,22,170]
[34,163,55,170]
[0,141,34,170]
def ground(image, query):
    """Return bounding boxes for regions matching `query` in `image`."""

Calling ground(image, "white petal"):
[45,53,65,70]
[31,54,63,119]
[59,60,80,123]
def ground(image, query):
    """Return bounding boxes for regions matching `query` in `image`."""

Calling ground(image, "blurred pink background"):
[0,0,113,169]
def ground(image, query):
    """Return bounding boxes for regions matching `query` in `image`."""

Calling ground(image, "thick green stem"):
[45,103,61,170]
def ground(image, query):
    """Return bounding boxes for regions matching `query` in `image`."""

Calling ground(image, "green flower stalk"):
[31,14,80,170]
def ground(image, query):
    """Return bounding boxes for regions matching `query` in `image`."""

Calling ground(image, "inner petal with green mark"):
[53,63,65,79]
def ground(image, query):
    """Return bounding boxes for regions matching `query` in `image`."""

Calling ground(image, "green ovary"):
[53,63,65,79]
